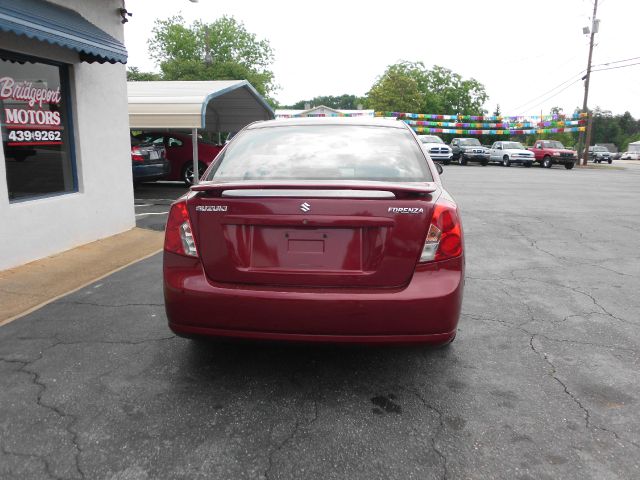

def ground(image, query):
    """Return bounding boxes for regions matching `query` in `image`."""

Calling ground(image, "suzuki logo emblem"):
[300,202,311,213]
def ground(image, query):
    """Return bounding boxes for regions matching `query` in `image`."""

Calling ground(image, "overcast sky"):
[125,0,639,116]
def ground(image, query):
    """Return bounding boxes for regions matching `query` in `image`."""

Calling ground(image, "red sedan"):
[132,131,223,185]
[163,118,464,345]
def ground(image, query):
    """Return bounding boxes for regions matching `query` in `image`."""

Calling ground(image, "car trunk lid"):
[188,181,439,288]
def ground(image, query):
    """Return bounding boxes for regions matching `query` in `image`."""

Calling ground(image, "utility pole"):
[579,0,599,166]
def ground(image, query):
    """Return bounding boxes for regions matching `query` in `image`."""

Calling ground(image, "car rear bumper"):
[164,253,464,344]
[132,162,169,181]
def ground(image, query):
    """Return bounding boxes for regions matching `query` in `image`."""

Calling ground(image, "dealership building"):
[0,0,133,270]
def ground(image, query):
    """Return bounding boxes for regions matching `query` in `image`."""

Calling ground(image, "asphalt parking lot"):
[2,163,640,479]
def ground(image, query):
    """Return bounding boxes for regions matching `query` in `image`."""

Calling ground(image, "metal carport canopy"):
[127,80,275,132]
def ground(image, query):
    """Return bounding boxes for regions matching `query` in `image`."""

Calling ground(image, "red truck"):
[528,140,577,169]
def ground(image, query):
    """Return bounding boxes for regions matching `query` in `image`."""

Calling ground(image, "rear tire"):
[502,156,511,167]
[443,159,451,166]
[564,162,575,170]
[543,156,553,168]
[608,159,612,164]
[182,161,207,186]
[481,159,488,166]
[460,156,467,165]
[525,162,532,168]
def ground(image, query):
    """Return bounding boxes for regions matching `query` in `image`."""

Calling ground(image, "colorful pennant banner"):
[411,126,586,135]
[276,112,374,118]
[402,119,586,129]
[376,111,588,121]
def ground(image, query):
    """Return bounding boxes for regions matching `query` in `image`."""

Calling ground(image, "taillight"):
[164,201,198,257]
[420,198,462,262]
[131,148,144,163]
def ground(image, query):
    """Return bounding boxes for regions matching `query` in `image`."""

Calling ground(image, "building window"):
[0,51,76,201]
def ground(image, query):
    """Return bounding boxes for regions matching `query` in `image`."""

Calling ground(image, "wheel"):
[182,161,207,186]
[502,155,511,167]
[443,159,451,166]
[525,162,532,168]
[608,159,612,164]
[459,156,467,165]
[564,162,575,170]
[542,156,553,168]
[481,159,489,166]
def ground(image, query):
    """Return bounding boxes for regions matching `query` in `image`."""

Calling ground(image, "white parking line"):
[133,198,177,202]
[134,203,152,208]
[135,212,169,217]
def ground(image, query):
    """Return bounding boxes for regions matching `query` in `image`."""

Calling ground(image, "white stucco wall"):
[0,0,135,270]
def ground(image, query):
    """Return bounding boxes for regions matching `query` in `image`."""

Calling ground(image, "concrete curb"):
[0,228,164,326]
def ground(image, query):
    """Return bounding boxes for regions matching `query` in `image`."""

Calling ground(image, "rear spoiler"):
[191,180,438,196]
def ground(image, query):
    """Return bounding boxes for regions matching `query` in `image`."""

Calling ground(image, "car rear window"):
[205,125,432,182]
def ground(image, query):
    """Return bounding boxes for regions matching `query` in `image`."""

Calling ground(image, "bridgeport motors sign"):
[0,76,63,145]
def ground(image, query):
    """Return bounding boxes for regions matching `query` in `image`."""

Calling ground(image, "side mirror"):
[435,163,444,175]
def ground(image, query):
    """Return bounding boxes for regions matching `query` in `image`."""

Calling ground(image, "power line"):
[510,70,584,112]
[505,58,638,116]
[591,61,640,72]
[591,55,640,67]
[519,78,583,114]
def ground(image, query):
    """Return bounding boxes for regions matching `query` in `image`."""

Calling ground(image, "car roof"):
[247,117,406,130]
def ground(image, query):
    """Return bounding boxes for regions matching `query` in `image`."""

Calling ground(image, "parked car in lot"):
[451,138,489,165]
[418,135,453,164]
[588,145,613,164]
[620,151,640,160]
[163,118,464,345]
[132,131,223,185]
[488,141,535,167]
[528,140,577,169]
[130,135,169,183]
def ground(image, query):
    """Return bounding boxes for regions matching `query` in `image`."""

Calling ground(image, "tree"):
[147,15,277,102]
[126,67,161,81]
[283,94,367,110]
[423,65,488,115]
[367,62,426,113]
[366,61,488,115]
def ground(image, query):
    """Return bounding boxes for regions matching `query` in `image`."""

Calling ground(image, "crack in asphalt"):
[506,275,639,327]
[0,355,84,480]
[464,313,638,353]
[529,335,640,451]
[0,443,61,480]
[465,294,640,454]
[401,387,448,480]
[0,333,177,479]
[264,418,302,480]
[263,397,320,480]
[529,335,592,429]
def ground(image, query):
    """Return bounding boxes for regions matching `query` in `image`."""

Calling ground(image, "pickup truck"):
[488,141,535,167]
[451,138,489,166]
[588,145,613,164]
[528,140,577,169]
[418,134,453,164]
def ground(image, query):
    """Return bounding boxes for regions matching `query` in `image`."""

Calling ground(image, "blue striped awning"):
[0,0,127,64]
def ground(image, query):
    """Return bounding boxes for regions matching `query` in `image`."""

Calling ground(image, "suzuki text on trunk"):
[163,118,464,345]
